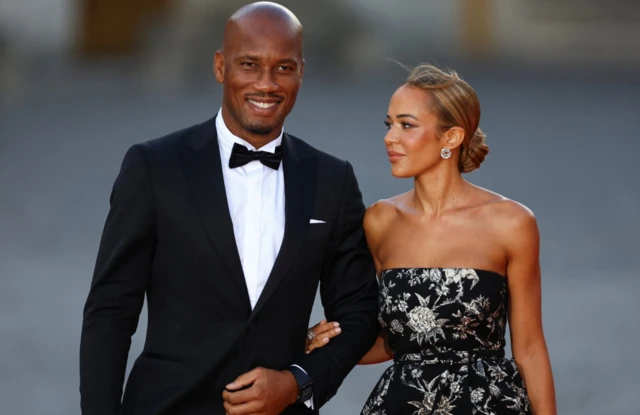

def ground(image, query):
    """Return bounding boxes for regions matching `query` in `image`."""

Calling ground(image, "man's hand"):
[222,367,299,415]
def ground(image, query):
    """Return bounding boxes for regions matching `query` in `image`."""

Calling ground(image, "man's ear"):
[213,50,225,84]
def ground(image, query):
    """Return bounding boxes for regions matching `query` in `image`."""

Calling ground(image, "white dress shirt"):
[216,110,313,408]
[216,110,286,309]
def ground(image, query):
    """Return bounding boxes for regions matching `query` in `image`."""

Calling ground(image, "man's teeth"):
[249,100,276,109]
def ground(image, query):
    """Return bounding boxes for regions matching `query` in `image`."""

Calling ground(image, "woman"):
[306,64,556,414]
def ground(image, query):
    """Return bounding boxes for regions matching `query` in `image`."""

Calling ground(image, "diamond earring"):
[441,148,452,159]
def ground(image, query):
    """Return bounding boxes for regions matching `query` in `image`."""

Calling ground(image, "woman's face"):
[384,85,445,178]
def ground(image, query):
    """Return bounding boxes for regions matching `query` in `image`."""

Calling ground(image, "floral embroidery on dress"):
[361,268,531,415]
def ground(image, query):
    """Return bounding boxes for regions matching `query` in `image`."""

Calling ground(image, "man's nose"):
[254,70,279,93]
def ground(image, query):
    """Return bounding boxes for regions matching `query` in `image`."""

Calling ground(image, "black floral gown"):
[361,268,531,415]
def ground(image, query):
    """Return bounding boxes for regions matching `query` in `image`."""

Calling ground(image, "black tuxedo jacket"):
[79,116,380,415]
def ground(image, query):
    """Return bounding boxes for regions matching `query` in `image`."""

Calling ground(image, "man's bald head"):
[213,2,305,148]
[222,2,303,56]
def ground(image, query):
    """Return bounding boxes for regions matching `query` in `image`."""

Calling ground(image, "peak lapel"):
[250,135,317,319]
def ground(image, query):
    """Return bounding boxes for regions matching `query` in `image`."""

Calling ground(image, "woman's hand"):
[305,319,341,353]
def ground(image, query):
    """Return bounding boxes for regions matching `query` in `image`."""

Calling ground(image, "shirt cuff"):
[290,364,314,409]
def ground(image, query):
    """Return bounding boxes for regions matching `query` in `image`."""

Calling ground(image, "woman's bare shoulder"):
[364,192,411,236]
[475,190,538,242]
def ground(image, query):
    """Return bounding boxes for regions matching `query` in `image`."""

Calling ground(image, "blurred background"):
[1,0,639,414]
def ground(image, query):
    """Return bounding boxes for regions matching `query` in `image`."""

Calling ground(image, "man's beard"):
[243,121,274,136]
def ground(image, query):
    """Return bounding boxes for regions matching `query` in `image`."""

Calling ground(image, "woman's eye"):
[401,123,413,129]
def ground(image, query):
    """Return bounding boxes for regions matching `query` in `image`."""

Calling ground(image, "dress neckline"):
[380,267,507,280]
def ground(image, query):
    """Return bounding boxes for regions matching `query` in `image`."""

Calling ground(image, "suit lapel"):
[181,116,252,311]
[250,134,317,319]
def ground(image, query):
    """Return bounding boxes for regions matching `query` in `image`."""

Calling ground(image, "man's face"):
[214,20,304,144]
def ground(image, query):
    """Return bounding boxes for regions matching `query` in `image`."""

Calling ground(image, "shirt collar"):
[216,108,284,160]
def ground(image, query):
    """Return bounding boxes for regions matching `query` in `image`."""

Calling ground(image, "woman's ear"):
[442,126,465,150]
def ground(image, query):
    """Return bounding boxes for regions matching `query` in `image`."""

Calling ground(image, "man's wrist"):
[287,365,314,404]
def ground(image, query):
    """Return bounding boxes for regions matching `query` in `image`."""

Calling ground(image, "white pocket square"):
[309,219,326,224]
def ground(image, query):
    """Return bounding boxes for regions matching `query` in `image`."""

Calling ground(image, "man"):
[79,2,379,415]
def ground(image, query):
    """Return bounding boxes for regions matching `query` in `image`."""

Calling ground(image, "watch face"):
[299,384,313,402]
[291,367,313,403]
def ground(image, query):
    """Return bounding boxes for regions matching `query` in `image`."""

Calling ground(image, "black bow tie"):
[229,142,283,170]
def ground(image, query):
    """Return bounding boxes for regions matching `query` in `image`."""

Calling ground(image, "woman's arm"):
[356,202,393,364]
[504,204,557,414]
[358,333,393,364]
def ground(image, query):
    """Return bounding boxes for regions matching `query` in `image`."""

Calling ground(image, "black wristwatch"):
[288,366,314,404]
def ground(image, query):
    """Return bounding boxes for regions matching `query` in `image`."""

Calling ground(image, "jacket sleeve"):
[79,145,155,415]
[294,161,379,408]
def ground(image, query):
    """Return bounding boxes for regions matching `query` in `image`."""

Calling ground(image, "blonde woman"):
[307,64,556,414]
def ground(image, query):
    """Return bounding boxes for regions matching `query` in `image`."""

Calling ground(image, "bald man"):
[79,2,379,414]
